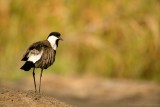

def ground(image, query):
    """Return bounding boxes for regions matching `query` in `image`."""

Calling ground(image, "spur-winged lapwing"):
[20,32,63,93]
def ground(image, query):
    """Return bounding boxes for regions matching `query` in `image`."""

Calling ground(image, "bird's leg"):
[32,68,37,92]
[39,69,43,93]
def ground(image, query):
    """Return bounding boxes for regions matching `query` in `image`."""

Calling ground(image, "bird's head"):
[47,32,63,50]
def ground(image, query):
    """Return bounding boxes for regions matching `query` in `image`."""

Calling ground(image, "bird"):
[20,32,63,93]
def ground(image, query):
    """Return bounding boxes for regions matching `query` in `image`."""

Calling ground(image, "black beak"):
[59,37,63,41]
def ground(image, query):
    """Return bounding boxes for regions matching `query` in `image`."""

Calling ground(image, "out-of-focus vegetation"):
[0,0,160,82]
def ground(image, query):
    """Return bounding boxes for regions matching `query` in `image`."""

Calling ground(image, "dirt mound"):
[0,88,75,107]
[1,75,160,107]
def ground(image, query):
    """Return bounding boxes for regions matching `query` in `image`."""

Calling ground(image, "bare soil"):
[0,87,75,107]
[1,75,160,107]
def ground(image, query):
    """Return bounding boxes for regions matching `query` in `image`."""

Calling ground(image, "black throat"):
[56,39,59,47]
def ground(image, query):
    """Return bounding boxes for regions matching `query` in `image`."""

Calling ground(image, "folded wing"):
[21,41,45,63]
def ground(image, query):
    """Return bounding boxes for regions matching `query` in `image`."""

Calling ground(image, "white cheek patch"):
[28,50,43,63]
[47,36,58,49]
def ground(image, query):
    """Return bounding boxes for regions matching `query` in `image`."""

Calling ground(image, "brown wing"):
[35,47,56,69]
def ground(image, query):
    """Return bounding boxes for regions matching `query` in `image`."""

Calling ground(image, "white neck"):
[47,36,58,50]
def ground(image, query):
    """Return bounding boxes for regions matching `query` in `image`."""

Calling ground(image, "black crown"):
[48,32,61,38]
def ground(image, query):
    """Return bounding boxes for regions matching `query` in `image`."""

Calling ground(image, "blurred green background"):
[0,0,160,82]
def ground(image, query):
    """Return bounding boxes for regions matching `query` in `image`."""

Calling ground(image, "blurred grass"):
[0,0,160,82]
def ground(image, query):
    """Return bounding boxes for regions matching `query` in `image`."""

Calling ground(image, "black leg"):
[32,68,37,92]
[39,69,43,93]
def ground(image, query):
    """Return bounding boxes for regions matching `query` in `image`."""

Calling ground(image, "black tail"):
[20,61,35,71]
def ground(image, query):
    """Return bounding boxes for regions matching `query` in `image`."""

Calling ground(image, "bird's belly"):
[35,59,55,69]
